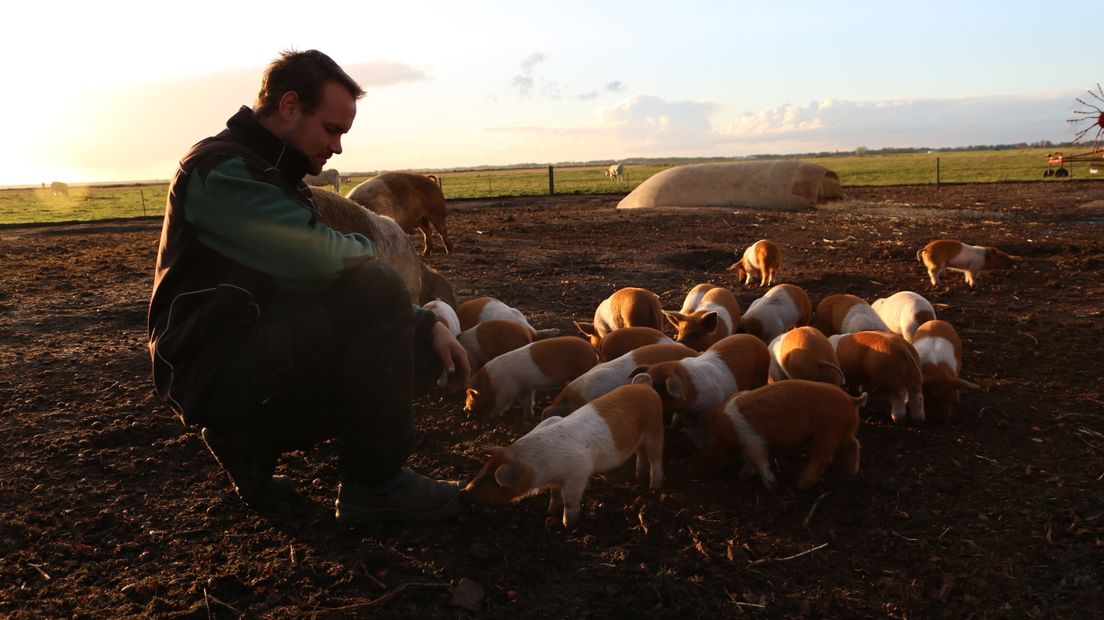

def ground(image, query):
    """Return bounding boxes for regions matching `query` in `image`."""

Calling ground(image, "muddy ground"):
[1,181,1102,618]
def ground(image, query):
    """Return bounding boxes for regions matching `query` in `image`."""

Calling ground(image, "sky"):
[1,0,1100,186]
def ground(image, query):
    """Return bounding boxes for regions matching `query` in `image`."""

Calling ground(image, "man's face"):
[283,81,356,175]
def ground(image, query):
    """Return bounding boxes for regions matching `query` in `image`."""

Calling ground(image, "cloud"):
[512,52,546,99]
[344,60,431,87]
[717,94,1074,150]
[38,61,433,181]
[578,80,626,101]
[479,91,1078,163]
[597,95,721,150]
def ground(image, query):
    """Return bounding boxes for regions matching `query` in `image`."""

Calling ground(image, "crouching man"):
[147,49,469,525]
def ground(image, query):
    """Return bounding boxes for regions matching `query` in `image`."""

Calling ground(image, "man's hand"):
[430,321,470,390]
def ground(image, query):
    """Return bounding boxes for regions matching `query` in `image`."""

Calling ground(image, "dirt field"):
[1,181,1102,618]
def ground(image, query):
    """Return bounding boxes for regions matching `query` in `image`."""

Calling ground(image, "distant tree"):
[855,146,869,157]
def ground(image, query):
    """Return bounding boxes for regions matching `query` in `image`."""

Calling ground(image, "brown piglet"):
[575,287,664,347]
[688,380,864,490]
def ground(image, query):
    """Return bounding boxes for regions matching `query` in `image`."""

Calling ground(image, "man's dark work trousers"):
[200,260,417,487]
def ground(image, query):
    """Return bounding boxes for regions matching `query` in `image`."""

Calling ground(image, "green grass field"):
[1,147,1099,225]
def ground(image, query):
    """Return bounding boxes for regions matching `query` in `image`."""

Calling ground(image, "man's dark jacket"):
[148,106,433,423]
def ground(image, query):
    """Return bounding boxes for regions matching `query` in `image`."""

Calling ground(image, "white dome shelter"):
[617,161,842,211]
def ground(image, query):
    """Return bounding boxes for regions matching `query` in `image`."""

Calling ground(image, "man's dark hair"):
[254,49,365,117]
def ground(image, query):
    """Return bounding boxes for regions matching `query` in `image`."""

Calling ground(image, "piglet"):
[687,380,864,490]
[871,291,936,341]
[423,299,461,336]
[917,239,1015,288]
[465,383,665,527]
[664,283,743,352]
[457,296,538,334]
[423,300,463,388]
[597,326,675,362]
[812,293,890,337]
[457,319,534,372]
[911,319,980,422]
[767,326,845,386]
[738,283,812,344]
[575,287,664,347]
[542,342,697,420]
[630,333,770,426]
[728,239,781,287]
[464,336,599,418]
[829,330,925,425]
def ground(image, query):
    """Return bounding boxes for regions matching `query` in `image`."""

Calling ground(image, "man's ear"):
[277,90,302,121]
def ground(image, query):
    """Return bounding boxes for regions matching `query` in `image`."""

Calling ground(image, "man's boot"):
[201,427,298,509]
[335,467,463,525]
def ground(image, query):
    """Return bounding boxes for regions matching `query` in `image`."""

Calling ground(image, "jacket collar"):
[225,106,310,184]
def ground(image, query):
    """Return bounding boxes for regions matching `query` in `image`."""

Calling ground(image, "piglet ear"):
[664,311,685,329]
[700,312,718,333]
[665,374,685,399]
[575,321,597,337]
[631,372,653,386]
[628,365,650,381]
[494,462,528,492]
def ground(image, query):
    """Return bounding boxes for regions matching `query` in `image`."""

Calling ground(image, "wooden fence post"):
[548,165,555,195]
[140,189,147,216]
[936,157,941,188]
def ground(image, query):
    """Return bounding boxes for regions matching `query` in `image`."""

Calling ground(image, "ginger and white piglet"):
[422,300,463,388]
[457,319,534,372]
[738,283,812,344]
[871,291,936,341]
[686,380,864,490]
[768,326,845,386]
[457,296,538,334]
[911,320,980,423]
[465,383,665,527]
[728,239,781,287]
[423,299,461,336]
[812,294,890,337]
[917,239,1015,288]
[597,326,675,362]
[575,287,664,347]
[664,283,743,352]
[829,331,925,425]
[541,342,697,420]
[464,336,599,418]
[630,333,770,426]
